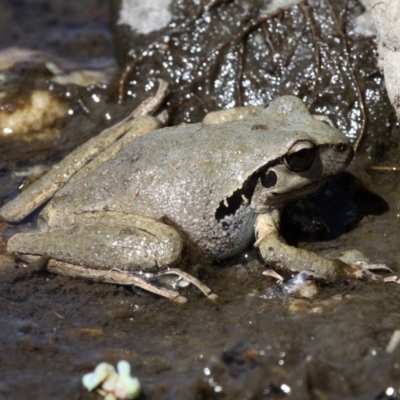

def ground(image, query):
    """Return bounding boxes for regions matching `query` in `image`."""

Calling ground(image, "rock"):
[372,0,400,120]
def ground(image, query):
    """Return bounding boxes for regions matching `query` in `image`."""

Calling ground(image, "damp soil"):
[0,1,400,399]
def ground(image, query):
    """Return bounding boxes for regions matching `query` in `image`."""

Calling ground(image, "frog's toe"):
[325,248,392,281]
[344,262,393,281]
[156,268,218,301]
[384,276,400,284]
[354,261,392,273]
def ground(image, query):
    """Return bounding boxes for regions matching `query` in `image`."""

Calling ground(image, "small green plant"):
[82,360,141,400]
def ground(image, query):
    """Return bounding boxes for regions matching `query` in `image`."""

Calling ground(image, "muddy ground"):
[0,1,400,399]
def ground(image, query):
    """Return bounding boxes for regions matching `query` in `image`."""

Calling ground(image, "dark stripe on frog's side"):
[214,124,277,222]
[215,158,278,222]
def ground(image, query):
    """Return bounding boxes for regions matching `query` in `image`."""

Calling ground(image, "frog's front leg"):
[254,211,387,281]
[7,212,216,302]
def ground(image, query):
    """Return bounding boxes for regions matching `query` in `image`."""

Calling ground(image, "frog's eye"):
[261,171,277,188]
[284,140,316,172]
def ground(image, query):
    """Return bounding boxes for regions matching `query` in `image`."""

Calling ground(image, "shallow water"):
[0,1,400,399]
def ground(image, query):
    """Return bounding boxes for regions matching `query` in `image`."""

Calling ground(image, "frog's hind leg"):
[7,212,216,302]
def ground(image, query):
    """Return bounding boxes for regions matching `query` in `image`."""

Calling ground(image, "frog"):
[0,93,386,303]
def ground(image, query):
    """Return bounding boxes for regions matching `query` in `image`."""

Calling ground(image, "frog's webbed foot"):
[327,249,392,281]
[48,260,188,303]
[342,262,392,280]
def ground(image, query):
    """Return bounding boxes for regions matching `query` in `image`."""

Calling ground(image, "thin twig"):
[326,0,367,152]
[369,166,399,172]
[235,42,245,107]
[299,2,321,107]
[262,22,276,58]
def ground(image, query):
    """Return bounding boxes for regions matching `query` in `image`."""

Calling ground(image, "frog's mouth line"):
[215,163,326,222]
[269,180,324,200]
[278,178,326,193]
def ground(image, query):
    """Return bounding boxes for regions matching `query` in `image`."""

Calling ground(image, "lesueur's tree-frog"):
[0,95,385,302]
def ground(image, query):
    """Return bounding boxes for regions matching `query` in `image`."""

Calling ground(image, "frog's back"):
[48,111,292,219]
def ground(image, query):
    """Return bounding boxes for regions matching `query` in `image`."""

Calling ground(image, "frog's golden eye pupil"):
[284,140,316,172]
[261,170,277,188]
